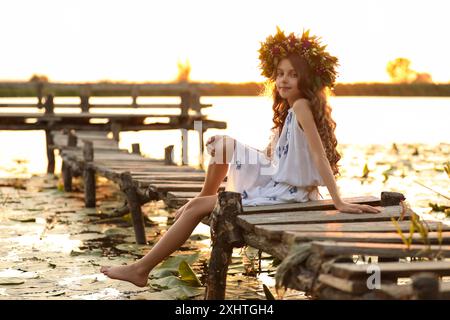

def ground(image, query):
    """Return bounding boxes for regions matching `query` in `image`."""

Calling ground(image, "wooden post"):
[62,131,77,192]
[111,121,121,142]
[80,95,90,113]
[194,120,205,170]
[180,91,191,117]
[181,129,188,165]
[36,81,44,108]
[380,191,406,206]
[205,191,245,300]
[83,141,96,208]
[121,172,147,244]
[131,143,141,155]
[131,86,139,108]
[412,272,440,299]
[165,145,175,165]
[44,94,55,174]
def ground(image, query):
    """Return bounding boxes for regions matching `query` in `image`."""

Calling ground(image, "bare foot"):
[100,264,149,287]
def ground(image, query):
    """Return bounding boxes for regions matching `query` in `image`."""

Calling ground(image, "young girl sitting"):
[100,27,380,287]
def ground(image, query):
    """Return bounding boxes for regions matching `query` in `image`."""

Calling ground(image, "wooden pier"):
[52,129,450,300]
[2,81,450,300]
[0,81,226,169]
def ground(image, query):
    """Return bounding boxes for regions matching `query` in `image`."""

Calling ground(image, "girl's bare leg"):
[173,135,235,218]
[100,195,218,287]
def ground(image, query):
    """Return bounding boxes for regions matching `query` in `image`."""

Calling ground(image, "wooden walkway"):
[50,129,450,299]
[201,192,450,300]
[0,82,227,170]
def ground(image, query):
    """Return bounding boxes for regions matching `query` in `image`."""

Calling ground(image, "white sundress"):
[224,107,325,206]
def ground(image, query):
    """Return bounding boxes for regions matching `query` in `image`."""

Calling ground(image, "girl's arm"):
[292,99,380,214]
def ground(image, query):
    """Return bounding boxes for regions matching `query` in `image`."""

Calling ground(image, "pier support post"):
[181,129,188,165]
[205,191,245,300]
[62,131,78,192]
[83,141,96,207]
[111,121,121,142]
[44,94,55,174]
[121,171,147,244]
[131,143,141,155]
[412,273,440,300]
[165,145,175,165]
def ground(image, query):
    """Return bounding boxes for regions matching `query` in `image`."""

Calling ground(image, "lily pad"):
[141,286,204,300]
[70,233,107,241]
[9,216,36,223]
[0,278,25,285]
[178,261,202,287]
[115,243,152,256]
[150,253,199,279]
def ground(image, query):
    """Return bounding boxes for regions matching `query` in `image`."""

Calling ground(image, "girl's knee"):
[208,135,236,164]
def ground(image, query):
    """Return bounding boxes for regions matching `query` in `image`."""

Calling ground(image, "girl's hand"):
[206,136,216,156]
[335,201,381,214]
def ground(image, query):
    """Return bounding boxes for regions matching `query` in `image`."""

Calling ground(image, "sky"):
[1,0,449,84]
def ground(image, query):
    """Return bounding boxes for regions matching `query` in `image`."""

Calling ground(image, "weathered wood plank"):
[242,196,380,214]
[237,205,411,232]
[255,220,450,241]
[145,182,226,192]
[283,231,450,245]
[311,241,450,258]
[331,261,450,280]
[318,274,370,294]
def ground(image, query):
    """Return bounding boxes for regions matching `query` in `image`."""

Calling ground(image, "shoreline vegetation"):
[0,81,450,97]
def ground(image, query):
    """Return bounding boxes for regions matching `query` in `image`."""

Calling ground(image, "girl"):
[100,27,380,287]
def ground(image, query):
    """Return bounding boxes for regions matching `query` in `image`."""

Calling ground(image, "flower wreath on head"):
[258,26,339,90]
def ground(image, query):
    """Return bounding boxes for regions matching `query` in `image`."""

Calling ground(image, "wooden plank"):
[143,182,226,192]
[242,196,380,214]
[130,174,205,182]
[318,274,370,294]
[0,112,181,119]
[283,231,450,245]
[311,241,450,258]
[255,220,450,240]
[331,261,450,280]
[96,165,202,173]
[167,191,200,199]
[237,205,411,232]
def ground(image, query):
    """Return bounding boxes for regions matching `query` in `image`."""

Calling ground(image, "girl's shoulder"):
[291,98,312,115]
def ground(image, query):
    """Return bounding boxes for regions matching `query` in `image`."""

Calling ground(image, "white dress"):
[225,107,325,206]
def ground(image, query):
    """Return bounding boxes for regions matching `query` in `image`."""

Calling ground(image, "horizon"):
[1,0,449,84]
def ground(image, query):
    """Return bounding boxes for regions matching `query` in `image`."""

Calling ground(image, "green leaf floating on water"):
[178,260,202,287]
[150,253,199,279]
[262,284,276,300]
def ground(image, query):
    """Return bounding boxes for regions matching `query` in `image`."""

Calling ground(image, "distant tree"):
[176,59,191,83]
[386,58,416,83]
[413,72,433,83]
[29,74,49,82]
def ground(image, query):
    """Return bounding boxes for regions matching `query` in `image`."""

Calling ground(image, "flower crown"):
[258,27,339,89]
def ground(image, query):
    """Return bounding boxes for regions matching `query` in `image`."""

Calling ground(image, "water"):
[0,96,449,176]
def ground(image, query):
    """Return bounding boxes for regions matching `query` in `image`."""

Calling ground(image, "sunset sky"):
[1,0,449,84]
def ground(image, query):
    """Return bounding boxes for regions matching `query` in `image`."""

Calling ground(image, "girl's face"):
[275,58,301,105]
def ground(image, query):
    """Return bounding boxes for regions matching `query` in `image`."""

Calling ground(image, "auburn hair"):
[264,53,341,176]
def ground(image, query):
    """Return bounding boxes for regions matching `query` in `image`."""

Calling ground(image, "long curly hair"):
[264,53,341,176]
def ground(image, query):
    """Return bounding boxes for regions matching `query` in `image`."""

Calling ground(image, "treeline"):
[199,82,450,97]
